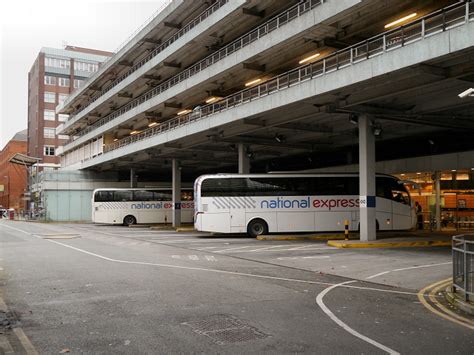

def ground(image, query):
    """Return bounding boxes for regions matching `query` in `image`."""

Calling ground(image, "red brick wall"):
[0,140,28,211]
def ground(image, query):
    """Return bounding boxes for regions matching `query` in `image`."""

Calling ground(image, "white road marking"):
[247,244,293,252]
[316,281,400,355]
[277,256,331,260]
[214,245,252,253]
[189,255,199,261]
[205,255,217,261]
[0,222,419,296]
[366,262,452,280]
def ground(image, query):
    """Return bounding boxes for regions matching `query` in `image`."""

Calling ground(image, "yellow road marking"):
[13,328,39,355]
[418,278,474,331]
[328,240,451,248]
[429,281,474,327]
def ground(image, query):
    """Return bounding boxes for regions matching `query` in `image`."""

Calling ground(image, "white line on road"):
[277,256,331,260]
[0,222,419,297]
[214,245,253,253]
[221,247,336,254]
[365,262,452,280]
[316,281,400,355]
[247,244,294,252]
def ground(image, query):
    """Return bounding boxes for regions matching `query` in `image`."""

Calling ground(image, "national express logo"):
[260,197,359,210]
[131,202,194,209]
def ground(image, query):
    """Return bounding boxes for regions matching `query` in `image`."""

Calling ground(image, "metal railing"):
[63,0,229,128]
[64,0,326,140]
[452,234,474,302]
[91,2,472,156]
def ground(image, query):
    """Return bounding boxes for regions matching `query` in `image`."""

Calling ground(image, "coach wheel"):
[247,219,268,238]
[123,215,137,226]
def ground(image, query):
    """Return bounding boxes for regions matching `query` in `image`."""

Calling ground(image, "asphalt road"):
[0,220,472,354]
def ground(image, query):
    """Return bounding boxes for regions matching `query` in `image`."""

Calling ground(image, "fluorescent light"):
[130,130,140,135]
[177,109,191,116]
[451,169,457,172]
[245,78,261,87]
[384,13,417,28]
[113,138,118,142]
[299,53,320,64]
[205,97,221,104]
[148,121,159,128]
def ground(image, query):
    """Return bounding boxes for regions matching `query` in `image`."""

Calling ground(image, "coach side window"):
[94,191,113,202]
[114,191,133,202]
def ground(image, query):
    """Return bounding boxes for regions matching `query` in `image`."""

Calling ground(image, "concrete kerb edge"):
[445,286,474,315]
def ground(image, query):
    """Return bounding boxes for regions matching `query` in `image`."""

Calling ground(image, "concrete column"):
[238,143,250,174]
[358,115,377,241]
[130,168,137,188]
[434,171,441,231]
[172,159,181,227]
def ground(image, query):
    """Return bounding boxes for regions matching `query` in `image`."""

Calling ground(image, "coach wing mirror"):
[398,180,421,196]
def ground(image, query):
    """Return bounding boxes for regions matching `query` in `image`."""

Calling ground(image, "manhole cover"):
[182,314,269,345]
[35,233,80,239]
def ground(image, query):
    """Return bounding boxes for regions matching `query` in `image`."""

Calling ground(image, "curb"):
[445,286,474,315]
[327,240,451,248]
[175,227,197,232]
[257,234,358,241]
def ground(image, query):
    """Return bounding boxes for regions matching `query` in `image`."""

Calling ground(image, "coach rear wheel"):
[123,215,137,226]
[247,219,268,238]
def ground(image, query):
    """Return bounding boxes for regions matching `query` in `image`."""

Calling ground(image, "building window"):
[44,75,56,85]
[44,110,56,121]
[58,134,69,140]
[58,114,69,122]
[44,128,55,139]
[45,56,70,69]
[73,79,84,89]
[74,61,99,73]
[58,94,69,104]
[58,77,70,87]
[44,146,55,156]
[44,92,55,103]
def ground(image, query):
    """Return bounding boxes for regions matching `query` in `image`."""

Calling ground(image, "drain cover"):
[182,314,269,345]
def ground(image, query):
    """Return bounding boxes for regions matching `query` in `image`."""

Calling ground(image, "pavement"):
[0,220,472,354]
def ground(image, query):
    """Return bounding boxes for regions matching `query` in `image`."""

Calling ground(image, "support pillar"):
[238,143,250,174]
[172,159,181,227]
[130,168,137,188]
[358,115,377,241]
[434,171,441,231]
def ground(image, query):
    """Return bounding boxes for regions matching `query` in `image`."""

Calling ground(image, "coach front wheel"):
[247,219,268,238]
[123,215,137,226]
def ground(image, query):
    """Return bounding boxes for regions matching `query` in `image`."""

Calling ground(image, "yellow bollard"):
[344,219,349,240]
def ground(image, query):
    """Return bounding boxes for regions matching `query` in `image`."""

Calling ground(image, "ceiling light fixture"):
[384,13,417,28]
[299,53,320,64]
[245,78,261,87]
[130,130,140,135]
[205,97,221,104]
[148,121,159,128]
[177,109,192,116]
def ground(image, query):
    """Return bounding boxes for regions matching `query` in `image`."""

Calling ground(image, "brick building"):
[27,46,112,169]
[0,130,28,211]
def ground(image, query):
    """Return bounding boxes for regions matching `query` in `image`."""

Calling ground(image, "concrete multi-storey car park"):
[55,0,474,239]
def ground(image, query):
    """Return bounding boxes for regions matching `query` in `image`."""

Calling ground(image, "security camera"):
[458,88,474,98]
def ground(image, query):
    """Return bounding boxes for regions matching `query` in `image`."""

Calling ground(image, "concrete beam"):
[118,60,133,67]
[118,92,133,98]
[243,62,266,72]
[143,74,162,81]
[238,143,250,174]
[277,122,333,133]
[141,38,162,45]
[164,21,181,29]
[242,7,265,18]
[144,111,162,118]
[163,61,181,69]
[164,102,182,109]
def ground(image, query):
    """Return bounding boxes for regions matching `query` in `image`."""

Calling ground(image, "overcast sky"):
[0,0,168,150]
